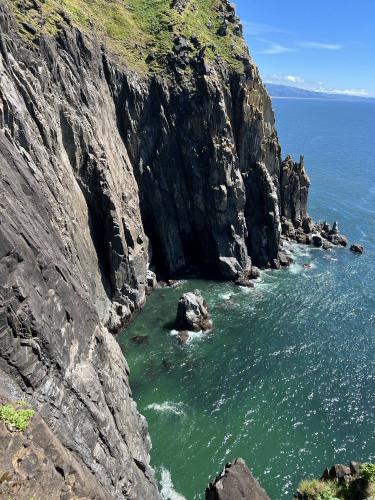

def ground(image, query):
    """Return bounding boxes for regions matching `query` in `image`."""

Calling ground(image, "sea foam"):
[159,467,186,500]
[146,401,186,417]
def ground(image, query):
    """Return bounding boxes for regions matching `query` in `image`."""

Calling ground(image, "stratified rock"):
[176,291,213,331]
[350,244,364,254]
[0,395,107,500]
[206,458,270,500]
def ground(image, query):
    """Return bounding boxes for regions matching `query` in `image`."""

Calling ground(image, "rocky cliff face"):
[0,0,310,497]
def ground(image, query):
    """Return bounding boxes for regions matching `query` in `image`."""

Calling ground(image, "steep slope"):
[0,0,310,497]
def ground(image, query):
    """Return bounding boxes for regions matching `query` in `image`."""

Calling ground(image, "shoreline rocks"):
[350,243,364,254]
[206,458,270,500]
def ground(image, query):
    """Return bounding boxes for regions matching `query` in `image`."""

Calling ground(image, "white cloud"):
[242,21,290,36]
[285,75,305,83]
[260,43,295,55]
[315,87,369,96]
[300,41,343,51]
[264,74,304,84]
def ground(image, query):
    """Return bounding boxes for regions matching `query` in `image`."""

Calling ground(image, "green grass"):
[0,402,34,431]
[298,466,375,500]
[8,0,247,74]
[298,479,341,499]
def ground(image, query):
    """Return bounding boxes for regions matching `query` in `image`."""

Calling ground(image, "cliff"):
[0,0,310,497]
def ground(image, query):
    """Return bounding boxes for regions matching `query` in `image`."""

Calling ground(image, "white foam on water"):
[159,467,186,500]
[219,292,233,300]
[170,329,206,344]
[146,401,186,417]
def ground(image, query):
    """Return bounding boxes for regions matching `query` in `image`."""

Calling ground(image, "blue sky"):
[234,0,375,96]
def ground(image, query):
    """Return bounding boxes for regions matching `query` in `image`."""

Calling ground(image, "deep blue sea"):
[118,99,375,499]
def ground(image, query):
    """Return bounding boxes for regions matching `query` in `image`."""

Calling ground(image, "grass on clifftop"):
[298,465,375,500]
[9,0,247,73]
[0,402,34,431]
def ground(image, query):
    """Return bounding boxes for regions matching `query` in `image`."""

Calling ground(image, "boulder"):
[175,290,213,332]
[350,244,364,254]
[279,251,293,267]
[329,234,348,247]
[249,266,261,280]
[206,458,270,500]
[219,257,243,280]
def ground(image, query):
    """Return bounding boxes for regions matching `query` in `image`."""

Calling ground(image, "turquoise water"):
[118,99,375,499]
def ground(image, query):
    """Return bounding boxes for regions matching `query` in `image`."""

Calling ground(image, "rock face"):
[176,291,213,331]
[0,394,108,500]
[206,458,270,500]
[0,0,345,497]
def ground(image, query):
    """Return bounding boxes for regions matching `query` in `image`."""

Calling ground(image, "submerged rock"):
[206,458,270,500]
[350,243,364,254]
[175,291,213,332]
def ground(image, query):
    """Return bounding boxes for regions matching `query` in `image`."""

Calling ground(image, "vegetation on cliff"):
[297,464,375,500]
[0,402,34,431]
[9,0,248,73]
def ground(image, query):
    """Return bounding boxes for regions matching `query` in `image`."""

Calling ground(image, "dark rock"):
[176,291,213,331]
[147,269,157,288]
[206,458,270,500]
[249,266,261,280]
[312,235,323,247]
[331,221,340,235]
[131,335,150,344]
[279,251,293,267]
[302,217,314,234]
[171,0,188,14]
[329,234,348,247]
[350,244,364,254]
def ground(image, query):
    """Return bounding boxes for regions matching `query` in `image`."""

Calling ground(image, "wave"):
[146,401,186,417]
[170,329,206,343]
[159,467,186,500]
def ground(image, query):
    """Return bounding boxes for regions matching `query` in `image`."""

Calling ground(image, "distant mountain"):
[266,83,375,102]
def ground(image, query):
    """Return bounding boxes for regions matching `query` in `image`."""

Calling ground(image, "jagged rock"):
[281,155,310,225]
[279,251,293,267]
[321,464,352,482]
[176,291,213,331]
[302,217,314,234]
[328,234,348,247]
[331,221,340,234]
[206,458,270,500]
[350,244,364,254]
[219,257,244,280]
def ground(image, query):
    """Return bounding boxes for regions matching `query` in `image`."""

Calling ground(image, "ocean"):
[118,98,375,499]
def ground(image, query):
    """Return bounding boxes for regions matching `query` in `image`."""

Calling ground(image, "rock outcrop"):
[0,0,346,497]
[351,243,364,254]
[206,458,270,500]
[176,291,213,331]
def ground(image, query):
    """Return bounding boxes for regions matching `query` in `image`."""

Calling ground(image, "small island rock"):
[175,290,213,332]
[350,244,364,254]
